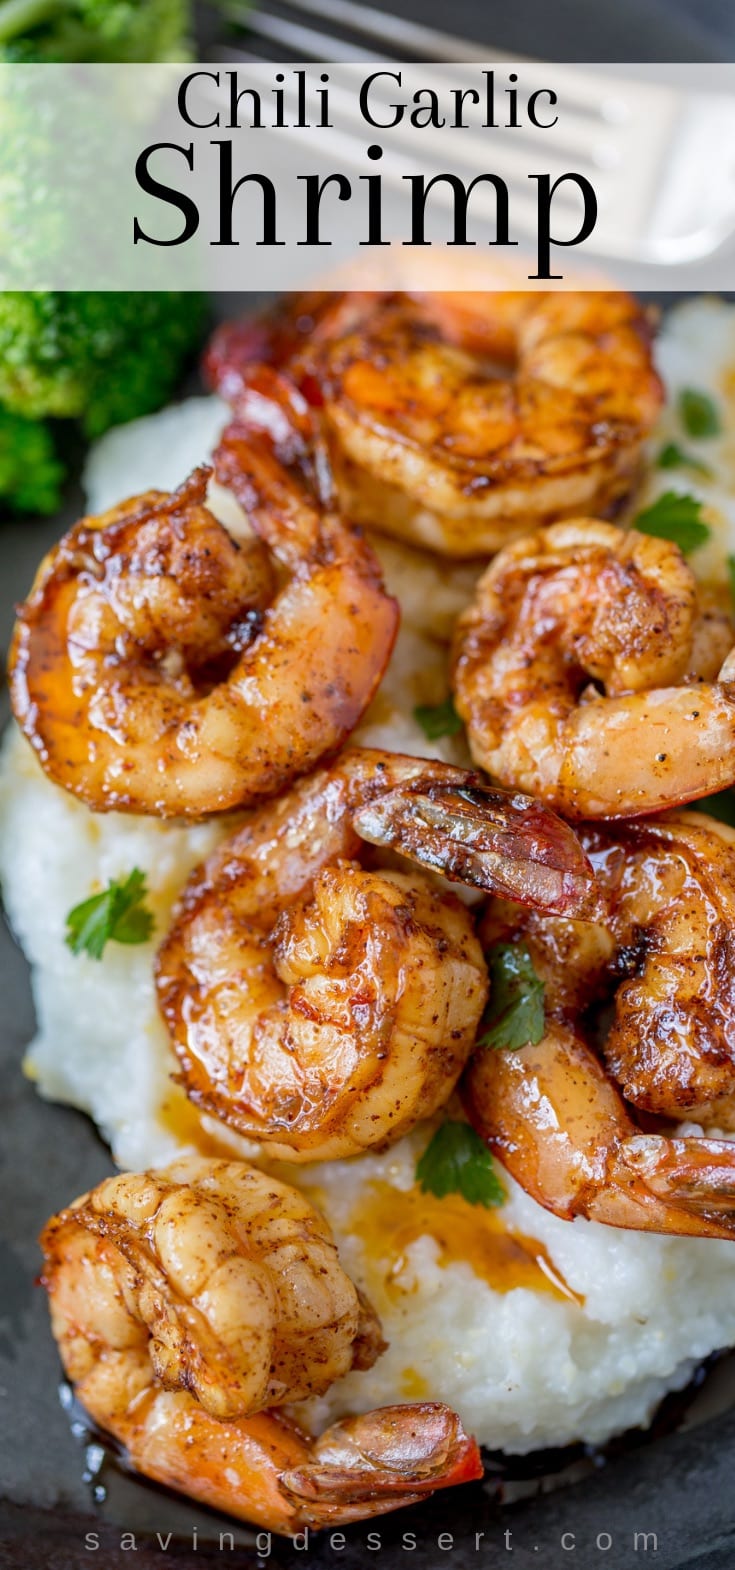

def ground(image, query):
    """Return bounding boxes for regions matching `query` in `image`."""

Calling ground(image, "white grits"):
[4,297,735,1453]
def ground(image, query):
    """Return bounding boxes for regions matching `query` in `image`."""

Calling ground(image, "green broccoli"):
[0,4,207,515]
[0,0,192,61]
[0,292,208,437]
[0,406,65,514]
[0,291,209,515]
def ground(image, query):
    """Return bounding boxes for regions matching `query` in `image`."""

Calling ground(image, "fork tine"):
[216,6,631,131]
[201,28,735,270]
[221,0,496,62]
[230,10,377,62]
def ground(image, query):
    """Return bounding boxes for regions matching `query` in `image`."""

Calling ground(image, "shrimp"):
[156,747,597,1162]
[452,520,735,819]
[9,374,398,818]
[204,291,663,558]
[40,1158,482,1532]
[465,1024,735,1241]
[517,811,735,1128]
[462,811,735,1239]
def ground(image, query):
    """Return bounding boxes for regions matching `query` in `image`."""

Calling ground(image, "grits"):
[5,298,735,1455]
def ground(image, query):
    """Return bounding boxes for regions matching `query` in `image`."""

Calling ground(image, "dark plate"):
[4,260,735,1570]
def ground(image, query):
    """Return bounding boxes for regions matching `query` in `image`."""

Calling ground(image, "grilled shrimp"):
[205,290,663,558]
[156,747,596,1162]
[10,375,398,818]
[503,811,735,1128]
[452,520,735,819]
[463,811,735,1239]
[465,1023,735,1241]
[41,1158,481,1532]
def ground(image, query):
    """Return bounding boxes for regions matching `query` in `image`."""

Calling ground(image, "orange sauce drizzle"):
[157,1090,238,1159]
[349,1181,583,1306]
[154,1107,582,1308]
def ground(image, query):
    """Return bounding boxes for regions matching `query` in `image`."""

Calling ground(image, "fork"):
[204,0,735,270]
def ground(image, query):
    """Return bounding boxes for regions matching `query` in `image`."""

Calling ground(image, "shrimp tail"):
[131,1400,482,1532]
[464,1027,735,1242]
[217,362,335,514]
[203,295,337,404]
[279,1404,483,1525]
[620,1134,735,1221]
[353,783,598,918]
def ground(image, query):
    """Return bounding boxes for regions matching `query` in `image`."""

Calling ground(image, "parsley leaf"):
[65,869,155,960]
[689,790,735,829]
[634,491,710,557]
[679,387,721,440]
[413,696,463,741]
[478,942,545,1052]
[657,441,712,478]
[416,1121,505,1208]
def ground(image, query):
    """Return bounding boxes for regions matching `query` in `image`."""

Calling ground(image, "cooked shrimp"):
[10,375,398,818]
[463,812,735,1239]
[156,747,596,1162]
[205,291,663,558]
[465,1023,735,1240]
[41,1158,482,1532]
[452,520,735,819]
[500,811,735,1127]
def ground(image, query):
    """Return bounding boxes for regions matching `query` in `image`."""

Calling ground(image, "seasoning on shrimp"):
[571,812,735,1128]
[9,375,398,818]
[463,811,735,1240]
[41,1157,482,1532]
[205,290,663,558]
[452,519,735,820]
[156,747,597,1162]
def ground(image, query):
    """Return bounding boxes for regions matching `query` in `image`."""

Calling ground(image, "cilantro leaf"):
[634,491,710,557]
[657,441,712,478]
[478,942,545,1052]
[416,1121,505,1208]
[689,790,735,829]
[65,869,155,960]
[679,387,721,440]
[413,696,463,741]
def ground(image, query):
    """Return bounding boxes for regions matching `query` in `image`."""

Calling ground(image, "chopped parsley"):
[657,441,712,478]
[65,869,155,960]
[678,387,721,440]
[478,942,545,1052]
[633,491,710,557]
[416,1120,505,1208]
[413,696,463,741]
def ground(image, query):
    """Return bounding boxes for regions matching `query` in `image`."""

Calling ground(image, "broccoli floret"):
[0,291,208,516]
[0,406,65,514]
[0,292,209,437]
[0,0,192,61]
